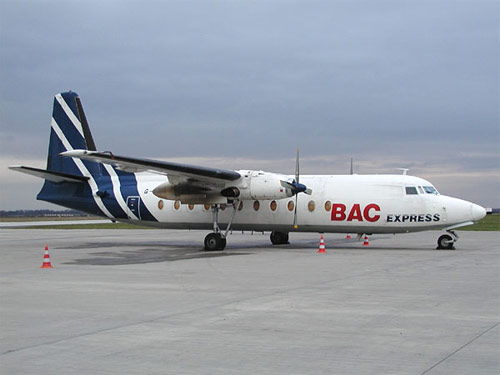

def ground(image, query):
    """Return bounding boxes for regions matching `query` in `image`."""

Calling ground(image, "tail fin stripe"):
[52,103,85,152]
[50,117,115,220]
[102,164,139,220]
[55,94,85,139]
[51,118,77,155]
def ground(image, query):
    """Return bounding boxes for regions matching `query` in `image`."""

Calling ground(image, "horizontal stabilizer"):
[9,166,89,183]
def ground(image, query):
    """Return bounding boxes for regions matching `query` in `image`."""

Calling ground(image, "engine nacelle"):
[235,172,293,200]
[152,182,226,204]
[152,172,294,204]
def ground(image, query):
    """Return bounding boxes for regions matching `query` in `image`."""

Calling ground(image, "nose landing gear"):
[437,230,458,250]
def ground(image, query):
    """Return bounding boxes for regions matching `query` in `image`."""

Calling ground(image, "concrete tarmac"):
[1,229,499,375]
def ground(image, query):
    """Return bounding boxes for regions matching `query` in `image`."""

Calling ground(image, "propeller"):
[280,149,312,229]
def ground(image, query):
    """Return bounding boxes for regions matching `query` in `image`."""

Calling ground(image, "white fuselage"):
[126,173,485,234]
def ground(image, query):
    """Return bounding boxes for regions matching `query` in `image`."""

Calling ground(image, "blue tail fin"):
[36,92,105,215]
[12,91,155,220]
[47,91,100,176]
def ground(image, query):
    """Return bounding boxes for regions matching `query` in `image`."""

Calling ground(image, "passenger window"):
[308,200,315,212]
[270,200,277,211]
[253,201,260,211]
[174,200,181,210]
[238,201,243,211]
[405,187,418,195]
[158,200,164,210]
[324,201,331,212]
[188,204,194,211]
[204,204,211,211]
[287,201,294,211]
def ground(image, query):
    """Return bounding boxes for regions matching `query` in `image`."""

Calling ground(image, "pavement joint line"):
[418,321,500,375]
[0,254,444,357]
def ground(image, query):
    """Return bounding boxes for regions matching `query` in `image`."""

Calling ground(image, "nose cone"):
[471,203,486,222]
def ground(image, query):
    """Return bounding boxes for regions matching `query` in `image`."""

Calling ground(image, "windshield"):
[423,186,439,195]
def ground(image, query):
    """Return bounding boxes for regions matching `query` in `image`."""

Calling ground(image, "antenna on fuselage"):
[350,157,353,175]
[397,168,410,175]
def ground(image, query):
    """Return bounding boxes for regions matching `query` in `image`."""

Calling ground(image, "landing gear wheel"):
[219,237,226,250]
[204,233,226,251]
[437,234,455,250]
[270,231,289,245]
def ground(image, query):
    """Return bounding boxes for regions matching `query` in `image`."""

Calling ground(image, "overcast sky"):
[1,0,498,210]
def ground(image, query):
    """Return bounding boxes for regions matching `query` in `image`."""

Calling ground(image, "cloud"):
[0,0,498,209]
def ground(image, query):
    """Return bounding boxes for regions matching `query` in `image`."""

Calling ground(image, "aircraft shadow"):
[63,235,437,266]
[64,241,251,266]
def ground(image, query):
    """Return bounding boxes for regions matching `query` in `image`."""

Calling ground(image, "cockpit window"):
[423,186,439,195]
[418,186,424,194]
[405,186,418,195]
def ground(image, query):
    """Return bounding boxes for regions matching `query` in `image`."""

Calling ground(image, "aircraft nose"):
[471,203,486,222]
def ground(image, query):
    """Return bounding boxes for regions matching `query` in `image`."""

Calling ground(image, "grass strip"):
[0,216,101,222]
[458,214,500,231]
[11,223,156,230]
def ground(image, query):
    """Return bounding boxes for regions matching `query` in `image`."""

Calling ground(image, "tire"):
[204,233,226,251]
[219,237,227,250]
[437,234,454,250]
[270,231,289,245]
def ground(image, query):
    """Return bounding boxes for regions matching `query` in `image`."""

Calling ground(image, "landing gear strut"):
[203,201,238,251]
[270,231,289,245]
[437,230,458,250]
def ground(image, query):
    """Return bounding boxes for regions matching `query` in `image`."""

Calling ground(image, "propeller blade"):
[290,148,311,227]
[293,194,298,229]
[295,149,300,184]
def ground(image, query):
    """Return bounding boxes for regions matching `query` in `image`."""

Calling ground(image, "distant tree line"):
[0,209,90,218]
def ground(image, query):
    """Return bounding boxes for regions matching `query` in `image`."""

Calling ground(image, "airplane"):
[9,91,487,251]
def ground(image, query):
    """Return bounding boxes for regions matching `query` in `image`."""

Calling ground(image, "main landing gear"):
[270,231,289,245]
[203,202,239,251]
[437,230,458,250]
[204,233,226,251]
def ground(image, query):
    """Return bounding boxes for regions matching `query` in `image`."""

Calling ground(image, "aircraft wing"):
[60,150,241,186]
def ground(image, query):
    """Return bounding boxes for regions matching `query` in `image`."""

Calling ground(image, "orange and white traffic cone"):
[363,236,370,246]
[345,234,352,239]
[317,234,326,253]
[41,245,53,268]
